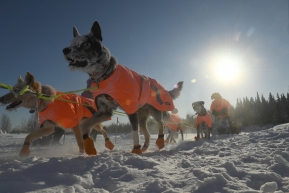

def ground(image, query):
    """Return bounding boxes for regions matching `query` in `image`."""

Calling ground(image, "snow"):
[0,124,289,193]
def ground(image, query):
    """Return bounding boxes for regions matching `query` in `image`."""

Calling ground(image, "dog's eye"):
[81,42,90,48]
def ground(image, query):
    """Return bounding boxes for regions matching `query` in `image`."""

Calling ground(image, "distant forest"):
[231,92,289,126]
[1,92,289,134]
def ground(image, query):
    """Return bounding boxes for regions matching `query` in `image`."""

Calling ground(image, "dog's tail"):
[168,81,183,100]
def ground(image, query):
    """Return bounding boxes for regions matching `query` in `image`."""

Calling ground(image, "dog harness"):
[210,98,231,118]
[90,64,175,114]
[39,92,96,128]
[164,113,182,132]
[196,111,212,129]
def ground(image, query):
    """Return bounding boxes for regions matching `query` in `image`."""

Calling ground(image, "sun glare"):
[213,55,241,83]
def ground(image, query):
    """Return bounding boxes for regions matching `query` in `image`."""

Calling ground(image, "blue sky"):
[1,0,289,128]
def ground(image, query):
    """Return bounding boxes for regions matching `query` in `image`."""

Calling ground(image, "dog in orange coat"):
[192,101,212,140]
[0,72,114,157]
[63,21,183,154]
[163,109,184,143]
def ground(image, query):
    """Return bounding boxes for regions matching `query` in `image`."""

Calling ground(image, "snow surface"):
[0,124,289,193]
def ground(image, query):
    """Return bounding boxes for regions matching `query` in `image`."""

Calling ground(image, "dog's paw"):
[142,147,148,153]
[84,137,97,155]
[78,150,85,155]
[141,144,149,153]
[105,140,114,150]
[19,145,30,157]
[156,137,165,150]
[194,136,200,141]
[131,145,142,154]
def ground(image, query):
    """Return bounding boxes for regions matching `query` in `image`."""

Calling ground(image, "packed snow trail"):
[0,125,288,192]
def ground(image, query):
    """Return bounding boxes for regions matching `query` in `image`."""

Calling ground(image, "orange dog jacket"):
[91,64,175,114]
[164,113,182,132]
[195,111,212,128]
[39,92,96,128]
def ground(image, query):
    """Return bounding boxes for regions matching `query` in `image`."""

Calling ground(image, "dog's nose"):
[62,48,71,55]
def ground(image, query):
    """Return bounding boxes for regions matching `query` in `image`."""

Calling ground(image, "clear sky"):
[1,0,289,128]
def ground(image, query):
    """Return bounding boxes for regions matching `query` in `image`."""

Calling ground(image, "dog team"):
[0,21,232,157]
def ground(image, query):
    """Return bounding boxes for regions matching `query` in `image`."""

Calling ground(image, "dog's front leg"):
[81,95,114,155]
[81,111,111,155]
[128,112,142,154]
[93,124,114,150]
[71,124,84,154]
[20,126,55,157]
[81,111,112,134]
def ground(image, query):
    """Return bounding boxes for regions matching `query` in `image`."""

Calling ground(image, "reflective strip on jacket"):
[39,92,96,128]
[210,98,231,118]
[195,111,212,128]
[164,113,182,132]
[90,64,175,114]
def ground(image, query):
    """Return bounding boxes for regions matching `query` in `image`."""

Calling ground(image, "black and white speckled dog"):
[62,21,183,154]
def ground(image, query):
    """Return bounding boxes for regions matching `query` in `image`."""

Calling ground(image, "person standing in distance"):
[210,92,231,134]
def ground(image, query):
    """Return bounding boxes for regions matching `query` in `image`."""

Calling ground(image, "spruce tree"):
[261,94,271,124]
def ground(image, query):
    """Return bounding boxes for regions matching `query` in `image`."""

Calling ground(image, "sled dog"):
[0,72,114,157]
[192,101,212,140]
[63,21,183,154]
[163,109,184,143]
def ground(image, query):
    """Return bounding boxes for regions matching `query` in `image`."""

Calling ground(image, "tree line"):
[0,113,38,133]
[231,92,289,127]
[1,91,288,133]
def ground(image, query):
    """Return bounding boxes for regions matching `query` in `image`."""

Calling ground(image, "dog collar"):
[88,62,110,80]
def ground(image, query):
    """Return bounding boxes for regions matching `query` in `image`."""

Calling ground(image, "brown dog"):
[63,21,183,154]
[0,72,114,157]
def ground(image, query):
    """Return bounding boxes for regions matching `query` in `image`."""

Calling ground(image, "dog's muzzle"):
[63,48,71,55]
[6,100,22,110]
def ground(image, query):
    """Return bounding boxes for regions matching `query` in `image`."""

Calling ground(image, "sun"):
[213,55,241,83]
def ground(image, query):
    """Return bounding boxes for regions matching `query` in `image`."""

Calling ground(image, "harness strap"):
[84,102,97,115]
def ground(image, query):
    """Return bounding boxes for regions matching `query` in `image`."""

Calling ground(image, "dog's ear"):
[25,72,41,92]
[90,21,103,41]
[18,75,24,83]
[73,26,80,37]
[25,72,35,86]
